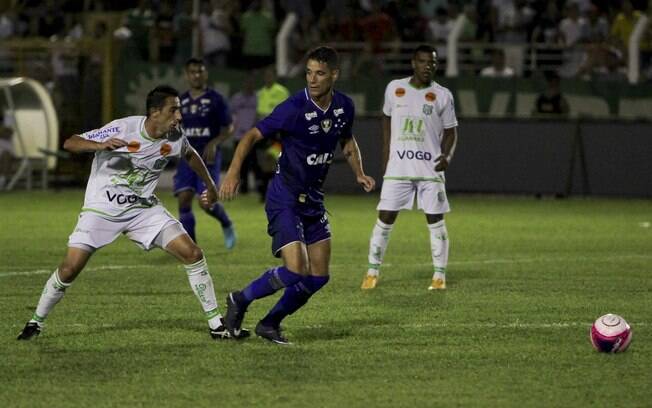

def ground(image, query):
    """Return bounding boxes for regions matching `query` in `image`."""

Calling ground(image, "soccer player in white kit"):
[361,45,458,290]
[17,85,248,341]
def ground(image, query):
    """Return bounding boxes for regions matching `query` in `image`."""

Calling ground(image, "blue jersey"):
[180,88,232,154]
[256,88,355,205]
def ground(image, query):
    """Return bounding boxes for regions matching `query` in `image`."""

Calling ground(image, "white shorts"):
[68,205,186,251]
[377,179,450,214]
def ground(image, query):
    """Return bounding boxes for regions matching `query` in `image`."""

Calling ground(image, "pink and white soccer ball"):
[590,314,632,353]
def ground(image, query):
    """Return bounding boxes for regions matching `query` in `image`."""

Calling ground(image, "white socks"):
[428,220,449,278]
[31,269,71,324]
[367,219,394,275]
[184,257,222,329]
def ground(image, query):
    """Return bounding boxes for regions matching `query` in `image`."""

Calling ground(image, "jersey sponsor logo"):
[423,104,433,115]
[160,143,171,156]
[305,111,318,121]
[105,190,141,205]
[306,152,333,165]
[200,98,211,104]
[396,149,432,161]
[183,127,210,137]
[127,141,140,152]
[399,116,425,141]
[308,124,320,134]
[425,92,436,102]
[334,107,344,117]
[85,126,120,141]
[320,119,332,133]
[395,87,406,97]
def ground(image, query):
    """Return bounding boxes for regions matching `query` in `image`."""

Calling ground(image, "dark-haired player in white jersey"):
[361,45,458,291]
[17,85,248,341]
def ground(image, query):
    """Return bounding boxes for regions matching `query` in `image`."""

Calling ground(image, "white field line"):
[1,254,651,279]
[9,321,649,330]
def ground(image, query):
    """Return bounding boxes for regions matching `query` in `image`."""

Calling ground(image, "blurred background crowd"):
[1,0,652,80]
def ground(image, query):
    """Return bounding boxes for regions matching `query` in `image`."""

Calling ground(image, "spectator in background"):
[352,0,398,77]
[255,66,290,201]
[610,0,642,54]
[578,45,627,81]
[199,0,233,67]
[121,0,155,61]
[558,2,587,77]
[480,48,515,77]
[530,1,562,72]
[230,75,258,194]
[174,0,196,64]
[581,3,609,44]
[428,7,454,65]
[239,0,276,69]
[153,0,176,63]
[533,71,570,116]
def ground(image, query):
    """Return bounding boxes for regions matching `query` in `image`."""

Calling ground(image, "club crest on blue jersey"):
[320,119,332,133]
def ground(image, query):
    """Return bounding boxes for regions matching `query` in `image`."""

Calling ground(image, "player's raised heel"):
[428,277,446,290]
[361,274,378,290]
[17,322,41,340]
[255,321,291,345]
[210,324,250,340]
[224,291,247,337]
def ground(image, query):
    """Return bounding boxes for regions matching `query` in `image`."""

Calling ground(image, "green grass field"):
[0,190,650,407]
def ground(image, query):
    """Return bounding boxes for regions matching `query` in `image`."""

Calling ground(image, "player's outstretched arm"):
[434,127,457,172]
[218,127,264,201]
[341,136,375,192]
[185,145,219,207]
[63,135,127,153]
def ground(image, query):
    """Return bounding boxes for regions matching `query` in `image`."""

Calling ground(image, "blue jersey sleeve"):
[255,99,295,139]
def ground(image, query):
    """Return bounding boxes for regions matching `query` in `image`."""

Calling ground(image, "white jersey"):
[79,116,188,219]
[383,77,457,181]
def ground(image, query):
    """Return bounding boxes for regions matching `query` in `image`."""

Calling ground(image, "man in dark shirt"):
[218,46,375,344]
[534,71,570,116]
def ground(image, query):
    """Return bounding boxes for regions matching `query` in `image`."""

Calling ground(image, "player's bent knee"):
[184,245,204,264]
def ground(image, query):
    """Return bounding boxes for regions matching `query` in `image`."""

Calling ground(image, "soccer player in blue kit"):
[175,58,236,249]
[219,46,376,344]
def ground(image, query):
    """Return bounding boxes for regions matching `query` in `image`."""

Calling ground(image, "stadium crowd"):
[1,0,652,80]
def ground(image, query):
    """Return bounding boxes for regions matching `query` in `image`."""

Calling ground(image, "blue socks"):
[260,275,330,328]
[206,202,232,229]
[180,202,232,243]
[179,206,196,241]
[241,266,303,305]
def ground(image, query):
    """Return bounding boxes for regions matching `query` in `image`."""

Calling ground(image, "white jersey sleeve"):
[80,120,126,142]
[440,89,458,129]
[382,81,396,117]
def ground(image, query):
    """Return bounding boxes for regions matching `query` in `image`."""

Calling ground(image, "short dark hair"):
[185,57,205,69]
[306,46,339,69]
[146,85,179,116]
[413,44,437,60]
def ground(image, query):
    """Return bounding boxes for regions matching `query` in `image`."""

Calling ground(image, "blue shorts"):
[173,153,221,196]
[265,178,331,257]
